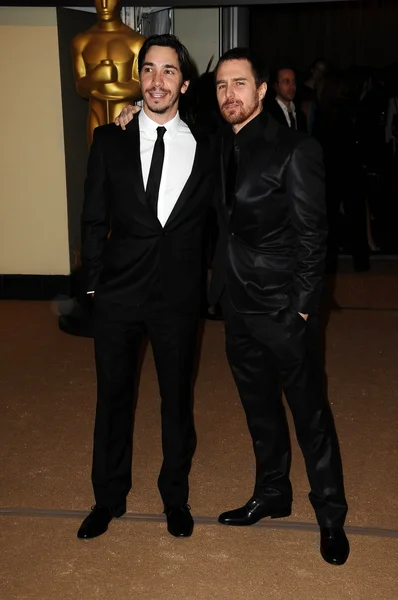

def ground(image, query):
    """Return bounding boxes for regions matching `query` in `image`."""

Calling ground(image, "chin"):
[149,107,168,115]
[222,110,244,125]
[147,100,171,113]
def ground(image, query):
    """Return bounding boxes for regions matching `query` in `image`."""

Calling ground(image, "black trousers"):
[91,290,198,509]
[222,294,348,528]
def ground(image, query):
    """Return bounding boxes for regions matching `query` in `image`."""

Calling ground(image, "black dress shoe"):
[77,504,126,540]
[320,527,350,565]
[164,504,194,537]
[218,497,291,526]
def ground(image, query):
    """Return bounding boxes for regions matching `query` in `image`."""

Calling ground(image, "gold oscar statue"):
[71,0,145,145]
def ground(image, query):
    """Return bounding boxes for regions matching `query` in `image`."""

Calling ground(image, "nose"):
[225,84,235,100]
[151,71,164,87]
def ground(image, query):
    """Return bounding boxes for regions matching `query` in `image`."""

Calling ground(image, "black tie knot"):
[157,126,166,139]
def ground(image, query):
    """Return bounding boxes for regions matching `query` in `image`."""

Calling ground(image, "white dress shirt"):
[139,109,197,227]
[276,98,297,129]
[87,110,196,294]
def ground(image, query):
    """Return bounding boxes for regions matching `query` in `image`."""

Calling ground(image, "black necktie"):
[146,126,166,216]
[288,110,297,130]
[225,139,239,217]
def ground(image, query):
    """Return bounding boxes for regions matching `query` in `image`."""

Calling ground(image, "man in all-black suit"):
[77,35,214,540]
[264,66,307,132]
[209,48,349,565]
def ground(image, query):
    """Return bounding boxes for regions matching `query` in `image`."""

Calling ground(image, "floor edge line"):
[1,508,397,539]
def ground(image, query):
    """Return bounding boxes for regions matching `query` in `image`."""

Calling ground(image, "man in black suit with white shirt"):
[264,66,307,132]
[77,35,214,541]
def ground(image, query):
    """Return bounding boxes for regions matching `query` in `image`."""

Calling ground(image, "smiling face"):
[215,58,267,133]
[139,45,189,123]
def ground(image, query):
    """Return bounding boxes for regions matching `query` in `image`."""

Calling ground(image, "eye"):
[143,67,152,73]
[164,69,174,75]
[217,84,226,90]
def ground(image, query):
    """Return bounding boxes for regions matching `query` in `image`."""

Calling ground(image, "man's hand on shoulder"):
[114,105,140,130]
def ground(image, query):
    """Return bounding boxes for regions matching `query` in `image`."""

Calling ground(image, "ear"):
[258,82,267,102]
[180,80,190,95]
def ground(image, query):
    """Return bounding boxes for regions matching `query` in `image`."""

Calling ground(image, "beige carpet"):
[1,262,398,600]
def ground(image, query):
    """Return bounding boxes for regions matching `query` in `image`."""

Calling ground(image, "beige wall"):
[0,7,69,275]
[173,8,219,76]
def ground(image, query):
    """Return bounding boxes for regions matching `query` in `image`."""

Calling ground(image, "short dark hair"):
[215,48,269,87]
[138,34,192,82]
[270,66,297,85]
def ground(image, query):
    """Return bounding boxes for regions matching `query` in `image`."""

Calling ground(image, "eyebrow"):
[216,77,248,84]
[142,61,179,70]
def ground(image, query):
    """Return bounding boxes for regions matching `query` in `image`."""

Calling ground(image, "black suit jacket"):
[263,97,307,133]
[81,115,215,312]
[208,112,327,315]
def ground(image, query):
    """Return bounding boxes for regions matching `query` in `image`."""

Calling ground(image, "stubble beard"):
[221,96,260,125]
[144,88,180,116]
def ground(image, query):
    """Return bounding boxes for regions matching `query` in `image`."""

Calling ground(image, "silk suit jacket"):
[208,111,327,315]
[81,115,215,312]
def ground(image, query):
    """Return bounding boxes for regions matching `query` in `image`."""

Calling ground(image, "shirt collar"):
[276,98,296,115]
[139,108,181,140]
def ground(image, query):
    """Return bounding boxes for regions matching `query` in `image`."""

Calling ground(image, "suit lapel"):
[263,113,280,142]
[217,132,232,221]
[124,117,147,209]
[276,101,288,127]
[221,136,229,205]
[164,128,208,227]
[219,113,280,223]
